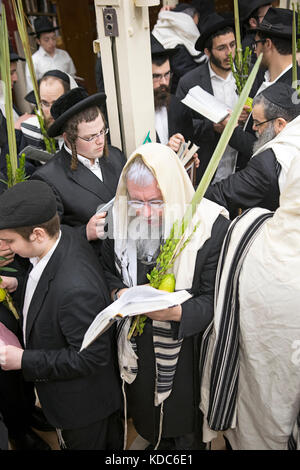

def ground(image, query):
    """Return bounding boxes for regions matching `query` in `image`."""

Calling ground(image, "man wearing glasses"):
[221,8,300,171]
[205,83,300,217]
[238,0,272,53]
[30,87,126,248]
[151,35,194,154]
[176,13,241,185]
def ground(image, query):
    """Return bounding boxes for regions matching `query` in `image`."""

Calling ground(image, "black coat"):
[205,148,280,215]
[21,226,122,429]
[30,145,126,233]
[176,62,223,185]
[156,94,194,144]
[101,214,230,444]
[229,65,300,170]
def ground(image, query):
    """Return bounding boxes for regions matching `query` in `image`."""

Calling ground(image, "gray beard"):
[253,122,277,154]
[129,216,163,264]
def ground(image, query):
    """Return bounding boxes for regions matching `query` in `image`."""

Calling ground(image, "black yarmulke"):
[0,181,57,230]
[259,82,300,110]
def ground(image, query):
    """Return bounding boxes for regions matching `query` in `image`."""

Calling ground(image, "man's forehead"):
[252,102,265,119]
[212,31,235,47]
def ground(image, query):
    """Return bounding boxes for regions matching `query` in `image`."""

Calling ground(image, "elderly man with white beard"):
[205,82,300,218]
[101,142,230,450]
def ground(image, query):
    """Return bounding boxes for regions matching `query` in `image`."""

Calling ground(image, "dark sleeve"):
[101,237,127,293]
[21,285,113,382]
[205,149,277,212]
[30,170,65,219]
[178,214,230,338]
[228,124,257,158]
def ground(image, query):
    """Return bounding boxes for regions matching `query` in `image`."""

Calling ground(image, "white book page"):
[80,286,192,350]
[181,85,230,123]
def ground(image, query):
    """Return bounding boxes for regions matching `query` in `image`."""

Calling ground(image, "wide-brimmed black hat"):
[29,16,59,36]
[195,12,234,52]
[150,34,176,60]
[252,7,299,39]
[239,0,271,22]
[25,70,74,105]
[47,87,107,137]
[9,41,25,62]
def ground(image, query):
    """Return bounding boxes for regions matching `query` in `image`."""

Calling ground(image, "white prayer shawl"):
[152,11,204,63]
[201,155,300,450]
[252,114,300,192]
[113,143,228,401]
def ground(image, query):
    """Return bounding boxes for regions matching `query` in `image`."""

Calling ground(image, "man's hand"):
[144,305,182,322]
[110,287,128,302]
[213,111,232,134]
[193,152,200,168]
[0,344,23,370]
[167,133,185,153]
[14,113,35,130]
[0,241,15,267]
[0,276,18,293]
[238,105,251,124]
[86,212,106,241]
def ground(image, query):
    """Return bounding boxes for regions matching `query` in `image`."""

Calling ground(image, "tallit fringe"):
[56,428,67,449]
[154,402,164,450]
[122,379,128,450]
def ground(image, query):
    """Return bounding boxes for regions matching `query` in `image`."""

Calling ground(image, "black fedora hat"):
[9,41,25,62]
[239,0,271,22]
[25,70,74,105]
[253,7,299,39]
[150,33,176,60]
[195,12,234,52]
[47,87,107,137]
[29,16,59,36]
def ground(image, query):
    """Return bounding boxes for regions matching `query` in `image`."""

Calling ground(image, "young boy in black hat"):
[30,87,126,248]
[25,17,76,93]
[0,180,123,450]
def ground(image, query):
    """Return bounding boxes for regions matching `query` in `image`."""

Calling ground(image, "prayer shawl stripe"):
[206,211,273,430]
[154,341,182,349]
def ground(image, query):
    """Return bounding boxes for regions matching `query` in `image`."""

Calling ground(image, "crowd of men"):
[0,0,299,452]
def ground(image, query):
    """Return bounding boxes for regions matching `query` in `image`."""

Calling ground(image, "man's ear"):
[204,47,211,59]
[274,117,287,134]
[30,227,46,242]
[249,17,258,29]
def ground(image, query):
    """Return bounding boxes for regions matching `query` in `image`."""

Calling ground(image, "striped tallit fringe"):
[153,321,183,407]
[204,210,274,431]
[288,411,300,450]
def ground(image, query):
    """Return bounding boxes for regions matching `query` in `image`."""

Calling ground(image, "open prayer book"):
[181,85,230,123]
[177,140,199,186]
[80,285,192,350]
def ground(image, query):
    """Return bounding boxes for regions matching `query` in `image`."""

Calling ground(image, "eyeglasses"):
[77,128,109,142]
[252,117,278,128]
[127,200,165,210]
[152,71,173,83]
[251,39,266,50]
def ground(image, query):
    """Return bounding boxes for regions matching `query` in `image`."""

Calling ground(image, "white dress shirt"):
[22,231,62,345]
[64,143,103,181]
[155,106,169,145]
[25,46,76,92]
[208,62,238,183]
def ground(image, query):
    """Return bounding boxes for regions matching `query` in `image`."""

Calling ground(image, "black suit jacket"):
[205,148,280,216]
[21,226,122,429]
[156,94,194,144]
[176,62,223,184]
[30,145,126,232]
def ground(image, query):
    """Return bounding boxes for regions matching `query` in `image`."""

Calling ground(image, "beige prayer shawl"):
[201,155,300,449]
[113,143,228,401]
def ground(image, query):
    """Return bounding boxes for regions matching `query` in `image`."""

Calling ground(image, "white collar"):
[64,143,100,169]
[29,230,62,280]
[208,61,233,82]
[264,63,292,84]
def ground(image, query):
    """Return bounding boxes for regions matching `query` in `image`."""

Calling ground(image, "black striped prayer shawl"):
[200,209,274,431]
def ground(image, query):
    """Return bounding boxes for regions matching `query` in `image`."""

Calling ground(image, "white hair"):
[125,156,155,186]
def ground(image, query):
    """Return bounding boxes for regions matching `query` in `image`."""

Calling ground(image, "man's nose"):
[141,203,151,218]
